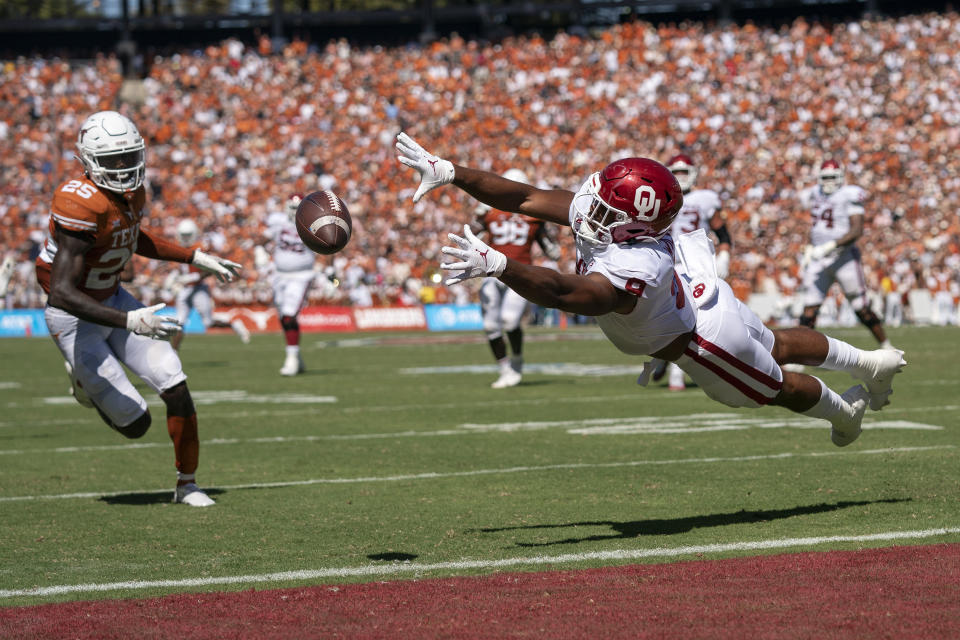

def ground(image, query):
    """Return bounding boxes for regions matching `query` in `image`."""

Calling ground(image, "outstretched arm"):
[137,228,242,283]
[441,225,634,316]
[396,132,573,226]
[450,165,574,227]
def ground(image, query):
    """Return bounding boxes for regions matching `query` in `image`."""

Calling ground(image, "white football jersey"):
[669,189,721,238]
[266,211,315,272]
[799,184,866,247]
[569,194,696,356]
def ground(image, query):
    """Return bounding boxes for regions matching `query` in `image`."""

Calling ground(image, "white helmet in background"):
[502,169,529,185]
[76,111,145,193]
[177,219,199,246]
[285,194,303,221]
[817,159,845,195]
[666,154,697,194]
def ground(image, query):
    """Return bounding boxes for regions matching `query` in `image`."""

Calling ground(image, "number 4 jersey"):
[799,184,866,247]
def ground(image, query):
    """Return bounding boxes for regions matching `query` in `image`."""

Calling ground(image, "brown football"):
[294,190,352,255]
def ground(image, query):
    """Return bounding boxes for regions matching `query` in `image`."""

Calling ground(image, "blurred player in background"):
[257,194,316,376]
[0,254,15,303]
[799,160,893,348]
[651,154,733,391]
[473,169,561,388]
[398,132,905,448]
[166,218,250,351]
[35,110,242,506]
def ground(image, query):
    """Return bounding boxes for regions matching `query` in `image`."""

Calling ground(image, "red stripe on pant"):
[693,334,782,391]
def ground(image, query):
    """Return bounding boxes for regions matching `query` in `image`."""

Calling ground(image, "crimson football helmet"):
[817,160,844,195]
[572,158,684,246]
[666,154,697,193]
[285,193,303,221]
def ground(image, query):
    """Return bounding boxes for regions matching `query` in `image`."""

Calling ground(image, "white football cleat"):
[280,352,304,376]
[64,361,94,408]
[491,369,522,389]
[173,483,215,507]
[231,319,251,344]
[852,348,906,411]
[830,385,869,447]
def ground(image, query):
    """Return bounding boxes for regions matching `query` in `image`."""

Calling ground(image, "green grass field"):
[1,325,957,607]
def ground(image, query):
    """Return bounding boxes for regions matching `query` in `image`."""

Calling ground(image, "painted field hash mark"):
[0,543,957,640]
[38,390,337,406]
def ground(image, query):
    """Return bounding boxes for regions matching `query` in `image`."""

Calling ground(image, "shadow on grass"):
[367,552,419,562]
[99,488,226,505]
[475,498,912,547]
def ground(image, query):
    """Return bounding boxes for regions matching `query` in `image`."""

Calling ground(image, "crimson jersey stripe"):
[693,334,781,391]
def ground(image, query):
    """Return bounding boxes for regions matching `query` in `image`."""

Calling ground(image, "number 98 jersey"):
[36,177,145,301]
[480,210,544,265]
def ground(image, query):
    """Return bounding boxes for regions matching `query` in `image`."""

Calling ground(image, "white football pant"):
[675,280,783,408]
[480,277,528,339]
[273,270,314,318]
[45,287,187,427]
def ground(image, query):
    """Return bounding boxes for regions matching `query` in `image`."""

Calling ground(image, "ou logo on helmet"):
[633,185,661,220]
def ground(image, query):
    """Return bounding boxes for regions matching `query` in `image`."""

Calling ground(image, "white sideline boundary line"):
[1,527,957,599]
[0,445,950,503]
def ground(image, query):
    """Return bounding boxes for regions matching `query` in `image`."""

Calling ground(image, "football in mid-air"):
[294,190,352,255]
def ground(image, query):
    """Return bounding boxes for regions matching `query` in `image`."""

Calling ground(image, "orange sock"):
[167,413,199,477]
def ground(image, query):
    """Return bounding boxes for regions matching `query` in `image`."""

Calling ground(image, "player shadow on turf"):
[473,498,911,547]
[367,552,419,562]
[99,488,226,505]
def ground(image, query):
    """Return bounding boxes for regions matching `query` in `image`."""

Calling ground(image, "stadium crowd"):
[1,11,959,324]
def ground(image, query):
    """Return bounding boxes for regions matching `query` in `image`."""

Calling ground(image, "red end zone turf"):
[2,543,958,639]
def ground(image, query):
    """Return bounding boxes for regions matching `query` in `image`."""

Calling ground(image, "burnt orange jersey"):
[36,177,146,301]
[480,210,545,264]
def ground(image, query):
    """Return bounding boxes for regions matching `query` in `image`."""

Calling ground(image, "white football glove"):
[809,240,838,261]
[253,245,271,269]
[440,225,507,285]
[126,303,182,340]
[715,249,730,280]
[395,131,455,203]
[192,250,242,283]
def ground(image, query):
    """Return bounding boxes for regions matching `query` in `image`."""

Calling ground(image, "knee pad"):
[280,315,299,331]
[113,411,152,439]
[855,308,882,329]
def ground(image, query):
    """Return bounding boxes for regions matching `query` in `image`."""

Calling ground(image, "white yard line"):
[0,526,956,599]
[0,445,950,503]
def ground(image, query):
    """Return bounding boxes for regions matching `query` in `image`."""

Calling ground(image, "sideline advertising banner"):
[0,310,48,337]
[424,304,483,332]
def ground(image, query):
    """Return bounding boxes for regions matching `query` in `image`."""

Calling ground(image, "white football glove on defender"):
[126,303,182,340]
[809,240,838,261]
[396,132,455,203]
[715,249,730,280]
[192,250,242,283]
[441,225,507,285]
